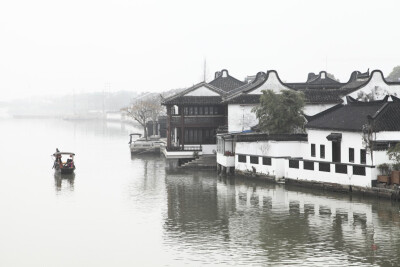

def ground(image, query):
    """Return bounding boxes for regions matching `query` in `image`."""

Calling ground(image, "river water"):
[1,118,400,266]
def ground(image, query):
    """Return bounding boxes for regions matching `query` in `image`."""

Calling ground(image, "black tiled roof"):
[162,96,222,105]
[340,79,368,90]
[301,89,352,104]
[373,102,400,131]
[225,72,268,97]
[225,88,350,105]
[225,94,261,104]
[224,70,349,105]
[286,71,345,90]
[209,70,245,92]
[162,70,245,106]
[306,99,400,132]
[235,133,308,142]
[306,102,384,131]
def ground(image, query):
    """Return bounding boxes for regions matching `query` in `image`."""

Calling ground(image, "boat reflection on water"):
[54,172,75,192]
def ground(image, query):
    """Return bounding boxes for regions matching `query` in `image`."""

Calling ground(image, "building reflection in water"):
[54,172,75,193]
[163,170,400,266]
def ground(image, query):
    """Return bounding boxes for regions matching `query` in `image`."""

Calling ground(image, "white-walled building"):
[222,70,354,133]
[217,96,400,190]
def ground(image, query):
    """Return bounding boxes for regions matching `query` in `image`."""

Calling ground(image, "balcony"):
[170,115,226,127]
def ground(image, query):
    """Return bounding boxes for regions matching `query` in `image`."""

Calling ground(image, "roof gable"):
[246,70,291,94]
[286,71,345,90]
[208,69,245,92]
[162,82,225,105]
[345,70,400,101]
[184,85,220,96]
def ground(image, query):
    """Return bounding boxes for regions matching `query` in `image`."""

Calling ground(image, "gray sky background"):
[1,0,400,100]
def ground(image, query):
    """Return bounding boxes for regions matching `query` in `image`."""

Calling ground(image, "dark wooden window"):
[289,160,299,169]
[193,130,198,143]
[250,156,259,164]
[319,162,330,172]
[303,161,314,170]
[360,149,366,164]
[209,106,213,115]
[320,145,325,159]
[353,166,366,176]
[263,157,271,165]
[204,106,209,115]
[349,148,354,163]
[335,164,347,174]
[198,106,203,115]
[311,144,316,157]
[214,106,218,115]
[194,106,198,115]
[189,129,193,143]
[189,107,193,115]
[184,107,188,115]
[238,155,246,163]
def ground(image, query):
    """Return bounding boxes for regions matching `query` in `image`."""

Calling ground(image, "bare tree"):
[362,118,375,164]
[149,95,164,136]
[123,95,164,140]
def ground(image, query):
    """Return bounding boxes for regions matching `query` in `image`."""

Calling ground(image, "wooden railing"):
[166,145,202,152]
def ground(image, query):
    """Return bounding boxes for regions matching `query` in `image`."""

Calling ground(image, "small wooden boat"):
[129,133,165,154]
[52,151,76,174]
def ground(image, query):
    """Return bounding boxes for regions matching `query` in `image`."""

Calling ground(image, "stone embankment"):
[232,170,400,201]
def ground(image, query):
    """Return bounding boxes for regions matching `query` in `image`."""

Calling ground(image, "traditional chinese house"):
[162,70,245,158]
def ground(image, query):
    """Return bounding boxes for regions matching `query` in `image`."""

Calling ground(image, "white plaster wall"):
[374,150,391,169]
[285,160,374,187]
[346,71,400,100]
[306,129,370,165]
[235,155,286,178]
[235,140,306,158]
[217,154,235,167]
[303,104,336,116]
[372,131,400,168]
[227,104,258,132]
[234,140,306,178]
[248,72,291,94]
[202,144,216,154]
[185,86,220,96]
[375,131,400,140]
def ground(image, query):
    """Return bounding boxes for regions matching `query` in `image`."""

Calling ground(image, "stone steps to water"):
[179,155,216,170]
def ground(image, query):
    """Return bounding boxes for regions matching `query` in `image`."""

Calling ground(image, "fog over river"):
[1,118,400,266]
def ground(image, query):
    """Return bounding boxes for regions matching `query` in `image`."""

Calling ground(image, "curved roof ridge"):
[343,69,400,94]
[242,70,291,93]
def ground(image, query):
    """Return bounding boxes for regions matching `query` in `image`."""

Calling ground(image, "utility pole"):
[203,58,207,82]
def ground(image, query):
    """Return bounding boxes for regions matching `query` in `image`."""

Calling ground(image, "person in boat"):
[66,155,74,168]
[53,148,62,169]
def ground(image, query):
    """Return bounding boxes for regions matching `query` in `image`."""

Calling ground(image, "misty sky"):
[1,0,400,100]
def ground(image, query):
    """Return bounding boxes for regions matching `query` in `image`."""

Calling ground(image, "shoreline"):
[230,170,400,201]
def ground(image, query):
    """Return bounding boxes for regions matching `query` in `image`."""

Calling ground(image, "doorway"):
[332,141,341,163]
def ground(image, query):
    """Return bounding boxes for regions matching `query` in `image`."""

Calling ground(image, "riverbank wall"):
[233,170,400,201]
